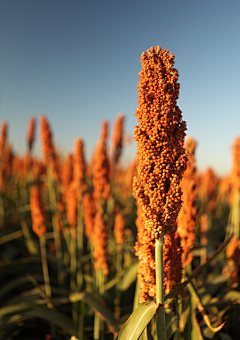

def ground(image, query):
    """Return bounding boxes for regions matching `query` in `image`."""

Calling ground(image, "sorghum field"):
[1,46,240,340]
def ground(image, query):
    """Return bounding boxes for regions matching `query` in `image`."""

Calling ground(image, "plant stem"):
[70,228,77,292]
[77,200,83,290]
[115,249,122,319]
[76,200,85,340]
[47,166,63,285]
[0,230,23,244]
[39,235,52,308]
[94,269,101,340]
[70,228,78,329]
[155,234,166,340]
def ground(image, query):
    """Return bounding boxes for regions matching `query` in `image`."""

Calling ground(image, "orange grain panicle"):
[56,198,65,232]
[93,140,110,203]
[200,213,208,246]
[27,115,36,151]
[133,46,188,238]
[0,121,7,157]
[111,112,125,165]
[100,120,109,144]
[40,115,54,163]
[177,137,197,267]
[66,184,78,227]
[61,153,73,202]
[114,212,125,250]
[1,143,13,192]
[164,225,183,295]
[230,136,240,204]
[72,138,87,199]
[30,185,46,237]
[83,191,96,238]
[40,115,60,182]
[133,46,188,302]
[92,207,108,275]
[217,175,232,205]
[123,158,137,199]
[198,168,218,213]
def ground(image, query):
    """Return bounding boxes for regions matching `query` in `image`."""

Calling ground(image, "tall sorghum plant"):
[133,46,188,339]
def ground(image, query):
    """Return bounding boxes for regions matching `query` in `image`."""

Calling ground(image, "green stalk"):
[39,235,52,309]
[115,249,122,319]
[133,279,140,312]
[70,228,77,291]
[94,269,101,340]
[0,230,23,244]
[70,228,78,329]
[155,234,166,340]
[77,200,85,340]
[77,200,84,290]
[47,166,63,285]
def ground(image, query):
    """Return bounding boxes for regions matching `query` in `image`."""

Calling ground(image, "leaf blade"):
[116,300,157,340]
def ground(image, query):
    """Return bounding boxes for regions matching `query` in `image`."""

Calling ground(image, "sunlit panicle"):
[177,137,197,267]
[61,153,73,202]
[114,212,126,250]
[92,139,110,203]
[27,115,36,151]
[1,143,13,192]
[0,121,7,157]
[72,138,87,199]
[111,112,125,165]
[200,213,208,246]
[100,120,109,144]
[123,158,137,199]
[66,184,78,227]
[83,191,96,238]
[217,175,232,205]
[133,46,188,302]
[92,207,108,275]
[164,225,183,295]
[230,136,240,205]
[231,136,240,190]
[30,185,46,237]
[40,115,60,182]
[40,115,54,163]
[198,167,218,213]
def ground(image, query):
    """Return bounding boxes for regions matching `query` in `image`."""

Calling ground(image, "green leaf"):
[180,296,191,334]
[183,298,192,340]
[0,256,40,268]
[20,220,38,254]
[224,290,240,300]
[0,274,43,300]
[219,332,233,340]
[116,300,157,340]
[191,310,204,340]
[120,261,139,291]
[19,308,78,336]
[69,290,119,335]
[0,302,33,318]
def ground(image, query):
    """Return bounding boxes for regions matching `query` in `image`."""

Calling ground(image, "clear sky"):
[0,0,240,176]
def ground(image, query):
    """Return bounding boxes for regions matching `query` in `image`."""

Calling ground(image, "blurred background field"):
[0,115,240,340]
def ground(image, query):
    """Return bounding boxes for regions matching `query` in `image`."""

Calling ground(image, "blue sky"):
[0,0,240,176]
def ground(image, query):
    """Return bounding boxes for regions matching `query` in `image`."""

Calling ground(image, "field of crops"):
[1,47,240,340]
